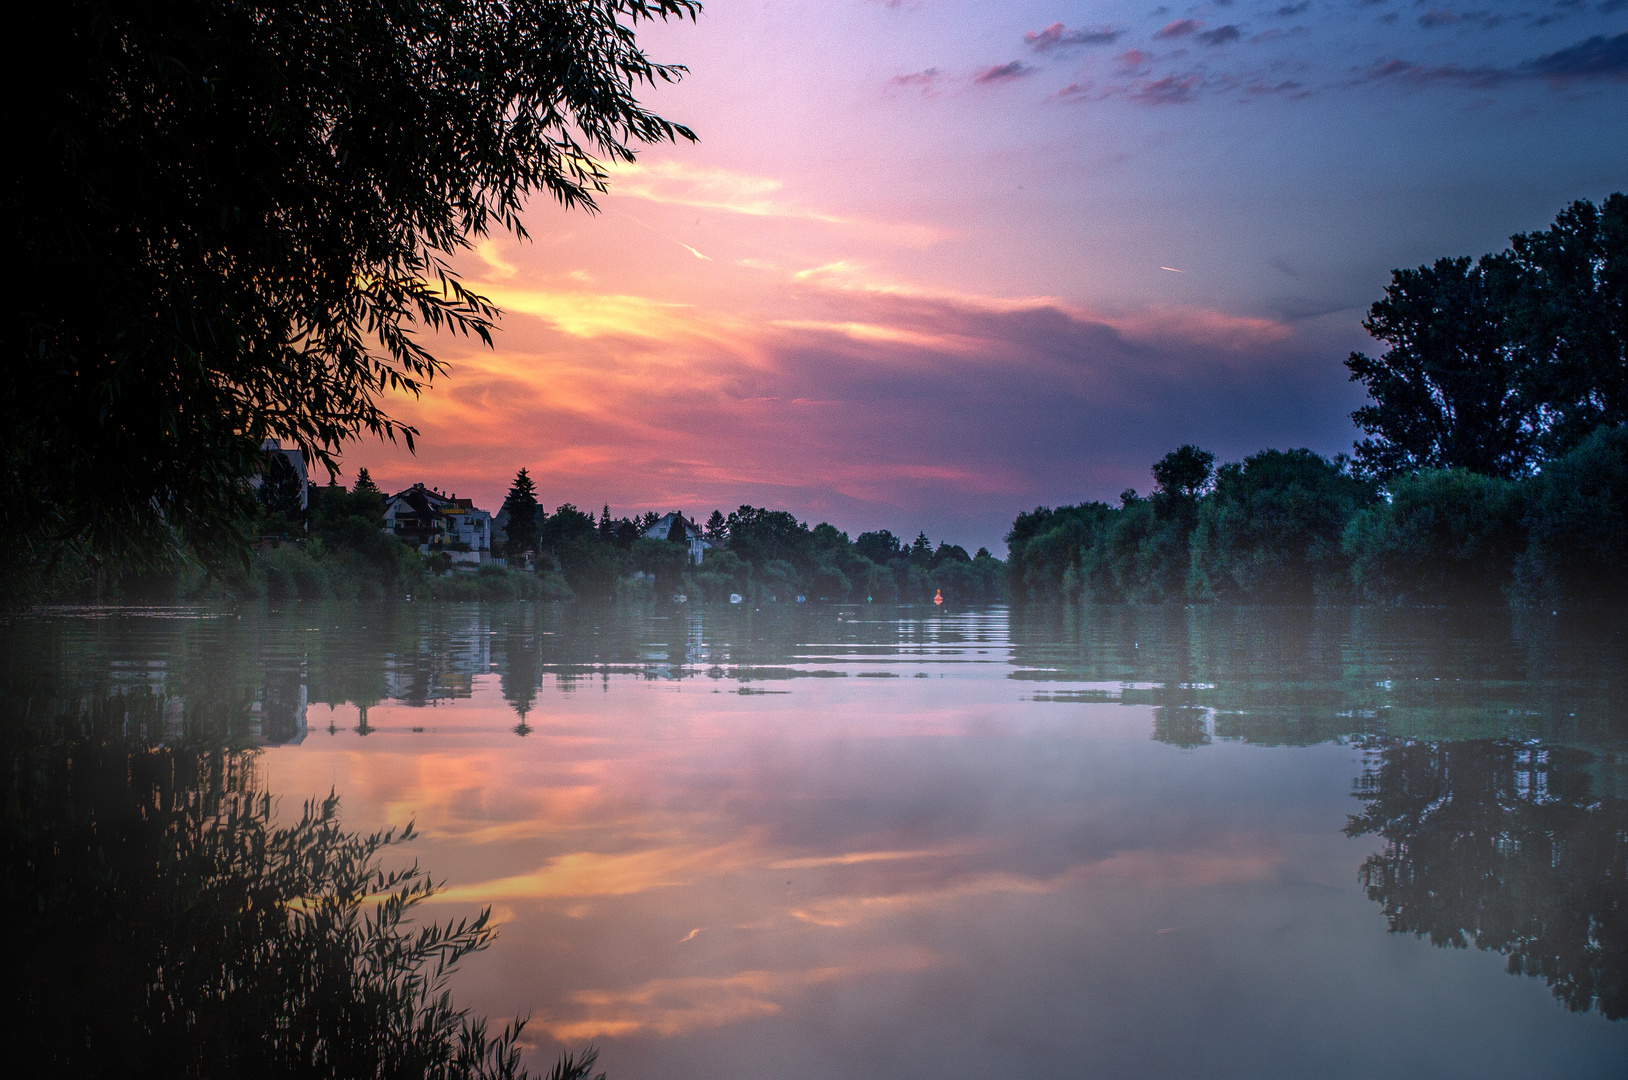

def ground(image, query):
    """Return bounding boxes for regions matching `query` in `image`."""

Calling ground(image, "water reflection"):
[4,603,1626,1078]
[0,670,573,1078]
[1346,737,1628,1019]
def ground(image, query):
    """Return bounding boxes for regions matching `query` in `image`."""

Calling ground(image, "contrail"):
[624,211,712,261]
[1160,266,1184,273]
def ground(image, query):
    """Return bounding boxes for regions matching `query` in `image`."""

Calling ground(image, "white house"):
[383,484,493,563]
[642,512,711,565]
[250,438,309,510]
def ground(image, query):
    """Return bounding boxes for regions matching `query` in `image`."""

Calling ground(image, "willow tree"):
[5,0,698,582]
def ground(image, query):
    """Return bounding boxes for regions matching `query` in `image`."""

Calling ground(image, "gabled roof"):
[643,511,705,542]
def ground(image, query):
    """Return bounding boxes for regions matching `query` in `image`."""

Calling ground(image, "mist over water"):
[5,603,1626,1078]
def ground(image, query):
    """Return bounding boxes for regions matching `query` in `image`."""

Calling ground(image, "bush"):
[1344,469,1526,605]
[1513,425,1628,607]
[1189,449,1374,604]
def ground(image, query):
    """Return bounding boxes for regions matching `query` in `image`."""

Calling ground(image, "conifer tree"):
[501,468,541,554]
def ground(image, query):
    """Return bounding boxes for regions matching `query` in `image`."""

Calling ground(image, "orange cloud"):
[535,947,941,1041]
[604,160,842,222]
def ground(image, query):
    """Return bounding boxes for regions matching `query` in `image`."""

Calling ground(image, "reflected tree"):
[1345,738,1628,1018]
[0,687,600,1077]
[502,611,543,735]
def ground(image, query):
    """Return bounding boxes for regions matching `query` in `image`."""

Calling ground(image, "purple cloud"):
[1025,23,1124,52]
[1359,30,1628,90]
[1130,74,1206,104]
[1244,78,1311,99]
[1418,9,1461,27]
[1524,31,1628,79]
[889,68,942,95]
[1115,49,1154,74]
[1199,25,1242,46]
[1359,58,1507,87]
[975,61,1038,84]
[1154,19,1204,40]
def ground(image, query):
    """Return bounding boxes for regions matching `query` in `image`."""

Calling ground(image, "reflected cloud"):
[536,948,941,1041]
[787,846,1284,927]
[431,836,767,902]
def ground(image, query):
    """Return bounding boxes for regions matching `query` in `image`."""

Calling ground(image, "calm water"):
[6,603,1627,1078]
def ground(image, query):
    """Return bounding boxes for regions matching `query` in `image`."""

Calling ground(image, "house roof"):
[643,512,707,543]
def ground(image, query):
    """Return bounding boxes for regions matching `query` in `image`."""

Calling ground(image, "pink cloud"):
[974,61,1037,85]
[887,68,942,96]
[1024,23,1123,53]
[1154,19,1203,40]
[1129,74,1205,104]
[342,277,1344,551]
[1114,49,1153,75]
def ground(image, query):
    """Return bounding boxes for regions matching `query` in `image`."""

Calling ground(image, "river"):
[5,602,1625,1078]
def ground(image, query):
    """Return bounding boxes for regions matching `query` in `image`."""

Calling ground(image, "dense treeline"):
[1010,195,1628,609]
[55,466,1003,605]
[505,495,1004,604]
[36,476,571,604]
[1008,446,1371,605]
[1009,425,1627,608]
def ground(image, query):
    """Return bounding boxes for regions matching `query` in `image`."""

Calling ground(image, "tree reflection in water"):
[1345,738,1628,1019]
[0,687,599,1079]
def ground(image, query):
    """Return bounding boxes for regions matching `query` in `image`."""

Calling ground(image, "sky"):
[348,0,1628,554]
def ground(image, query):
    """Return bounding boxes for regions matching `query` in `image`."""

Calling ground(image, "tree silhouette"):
[1345,738,1628,1019]
[1346,194,1627,479]
[500,469,541,555]
[258,454,304,519]
[6,0,698,581]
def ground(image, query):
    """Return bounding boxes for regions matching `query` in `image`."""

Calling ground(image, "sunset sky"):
[351,0,1628,553]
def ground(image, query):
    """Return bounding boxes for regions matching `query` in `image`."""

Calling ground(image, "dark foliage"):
[1514,424,1628,608]
[259,454,305,518]
[1509,195,1628,458]
[0,684,600,1077]
[1344,469,1527,605]
[5,0,697,582]
[1188,449,1375,603]
[501,469,542,555]
[1347,194,1628,479]
[1346,739,1628,1019]
[1347,254,1530,478]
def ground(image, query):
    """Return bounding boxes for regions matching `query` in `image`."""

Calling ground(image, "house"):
[384,484,493,563]
[642,511,711,566]
[250,438,308,510]
[440,496,493,564]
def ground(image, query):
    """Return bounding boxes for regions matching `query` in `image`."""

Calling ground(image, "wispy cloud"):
[1154,19,1204,40]
[1525,31,1628,80]
[1128,73,1207,104]
[1418,8,1461,28]
[535,948,941,1041]
[1356,31,1628,89]
[888,67,942,96]
[605,160,842,223]
[368,259,1336,539]
[974,61,1038,84]
[1199,25,1242,46]
[1024,23,1123,53]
